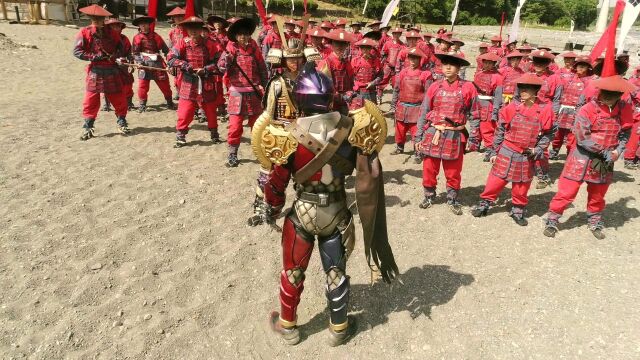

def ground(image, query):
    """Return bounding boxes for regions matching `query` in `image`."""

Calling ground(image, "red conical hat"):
[166,7,185,17]
[478,52,501,62]
[506,50,525,58]
[406,47,427,59]
[515,73,545,86]
[592,75,636,93]
[79,4,112,17]
[325,29,354,43]
[355,38,378,47]
[561,51,577,58]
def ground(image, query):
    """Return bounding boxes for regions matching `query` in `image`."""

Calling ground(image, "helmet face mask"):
[294,62,335,115]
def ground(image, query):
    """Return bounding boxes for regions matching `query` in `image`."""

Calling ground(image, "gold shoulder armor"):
[251,113,298,169]
[347,100,387,155]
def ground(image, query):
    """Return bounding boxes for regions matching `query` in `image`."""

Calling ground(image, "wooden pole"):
[1,0,7,20]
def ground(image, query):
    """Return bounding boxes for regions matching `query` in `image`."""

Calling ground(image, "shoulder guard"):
[251,112,298,169]
[303,47,322,62]
[347,100,387,155]
[266,48,283,64]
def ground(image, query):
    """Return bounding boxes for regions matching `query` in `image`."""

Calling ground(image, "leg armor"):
[279,214,314,326]
[318,230,350,328]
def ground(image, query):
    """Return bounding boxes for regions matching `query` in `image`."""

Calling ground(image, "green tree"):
[565,0,597,29]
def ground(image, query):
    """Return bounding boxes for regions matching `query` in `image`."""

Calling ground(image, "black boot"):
[536,174,552,189]
[509,206,528,226]
[210,128,223,144]
[471,199,491,217]
[116,116,131,134]
[226,144,240,167]
[138,100,147,113]
[446,188,463,215]
[165,98,176,110]
[174,130,187,148]
[543,213,560,237]
[80,118,95,141]
[127,97,135,110]
[549,148,559,160]
[389,145,404,155]
[588,213,606,240]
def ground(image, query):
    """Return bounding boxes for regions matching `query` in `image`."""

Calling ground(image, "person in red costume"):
[104,18,135,111]
[167,16,224,147]
[348,20,364,59]
[166,7,186,101]
[536,45,559,73]
[525,49,563,188]
[306,28,331,58]
[471,73,555,226]
[350,38,383,110]
[415,52,477,214]
[488,35,504,57]
[73,5,130,140]
[544,75,635,239]
[549,56,593,159]
[623,68,640,169]
[323,29,355,114]
[378,27,404,100]
[391,48,433,162]
[499,51,525,105]
[217,18,268,167]
[132,16,175,112]
[556,51,577,81]
[516,44,534,72]
[476,43,489,69]
[468,52,504,158]
[431,35,454,80]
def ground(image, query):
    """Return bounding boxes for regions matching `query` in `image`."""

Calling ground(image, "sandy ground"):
[1,21,639,359]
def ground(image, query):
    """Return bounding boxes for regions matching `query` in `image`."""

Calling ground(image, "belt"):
[296,190,345,207]
[560,104,576,111]
[477,95,494,101]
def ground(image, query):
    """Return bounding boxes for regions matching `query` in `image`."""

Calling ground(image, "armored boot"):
[549,148,560,160]
[248,171,270,226]
[482,151,492,162]
[174,130,187,148]
[165,97,176,110]
[509,206,528,226]
[80,118,95,141]
[269,311,301,346]
[138,100,147,113]
[116,116,131,135]
[543,212,561,238]
[101,96,112,112]
[209,128,223,144]
[413,151,423,164]
[127,96,135,110]
[446,188,463,215]
[587,213,606,240]
[389,144,404,155]
[471,199,491,217]
[419,187,436,209]
[226,144,240,167]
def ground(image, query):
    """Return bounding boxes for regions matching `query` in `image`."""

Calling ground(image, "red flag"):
[147,0,158,31]
[184,0,195,18]
[255,0,268,26]
[304,0,308,15]
[590,0,625,75]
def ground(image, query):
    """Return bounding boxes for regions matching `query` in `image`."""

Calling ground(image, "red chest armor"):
[232,46,258,87]
[504,104,544,149]
[138,33,159,53]
[329,57,351,92]
[185,43,207,69]
[268,33,282,49]
[502,68,522,95]
[399,71,426,103]
[474,71,496,95]
[430,83,466,125]
[355,60,376,85]
[560,77,586,106]
[388,45,401,67]
[590,110,622,148]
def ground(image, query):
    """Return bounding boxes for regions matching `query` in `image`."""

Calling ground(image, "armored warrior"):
[390,48,433,161]
[248,17,321,226]
[253,63,398,346]
[556,51,578,80]
[104,18,135,111]
[217,18,268,167]
[323,29,355,114]
[544,75,635,239]
[623,69,640,169]
[167,16,224,147]
[516,44,534,72]
[415,52,477,214]
[167,7,186,100]
[73,5,130,140]
[467,52,504,157]
[471,74,555,226]
[488,35,505,57]
[350,38,383,110]
[499,51,525,105]
[549,56,593,159]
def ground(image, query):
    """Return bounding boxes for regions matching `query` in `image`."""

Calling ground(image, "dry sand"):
[0,22,639,359]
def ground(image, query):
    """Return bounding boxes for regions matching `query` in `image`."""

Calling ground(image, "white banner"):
[363,0,369,15]
[617,0,640,53]
[508,0,526,43]
[595,0,610,33]
[450,0,461,27]
[380,0,400,27]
